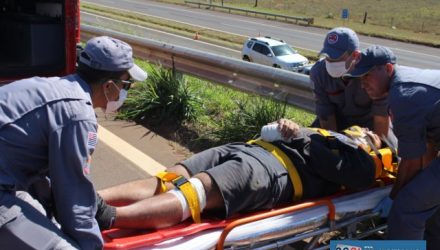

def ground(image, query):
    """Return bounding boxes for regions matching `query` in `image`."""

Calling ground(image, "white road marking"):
[82,12,240,53]
[98,125,166,175]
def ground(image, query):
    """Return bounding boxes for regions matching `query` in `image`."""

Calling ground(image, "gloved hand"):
[95,192,116,230]
[373,196,393,218]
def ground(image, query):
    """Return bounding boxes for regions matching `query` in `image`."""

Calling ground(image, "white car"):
[241,37,309,73]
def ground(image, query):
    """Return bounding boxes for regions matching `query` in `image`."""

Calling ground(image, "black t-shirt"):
[272,128,376,199]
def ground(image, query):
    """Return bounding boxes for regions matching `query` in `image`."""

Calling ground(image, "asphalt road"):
[84,0,440,69]
[81,12,240,58]
[90,111,188,190]
[84,0,440,188]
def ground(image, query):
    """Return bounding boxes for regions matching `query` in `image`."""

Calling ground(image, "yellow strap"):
[155,172,201,223]
[247,139,303,201]
[317,128,331,137]
[311,127,398,178]
[156,171,171,193]
[369,148,398,177]
[308,127,332,137]
[343,126,364,138]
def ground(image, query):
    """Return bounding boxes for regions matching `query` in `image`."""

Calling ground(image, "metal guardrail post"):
[80,25,315,112]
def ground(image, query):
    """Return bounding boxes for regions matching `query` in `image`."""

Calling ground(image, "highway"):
[85,0,440,188]
[84,0,440,69]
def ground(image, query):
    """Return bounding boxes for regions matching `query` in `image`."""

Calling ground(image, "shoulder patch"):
[87,131,98,148]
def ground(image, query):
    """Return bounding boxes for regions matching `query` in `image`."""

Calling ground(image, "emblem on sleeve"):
[87,131,98,148]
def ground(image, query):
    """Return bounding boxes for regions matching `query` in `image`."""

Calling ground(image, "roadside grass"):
[118,64,202,124]
[156,0,440,47]
[118,61,314,151]
[82,0,440,65]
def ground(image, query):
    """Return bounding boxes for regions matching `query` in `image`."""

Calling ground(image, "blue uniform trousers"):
[388,158,440,250]
[0,190,79,249]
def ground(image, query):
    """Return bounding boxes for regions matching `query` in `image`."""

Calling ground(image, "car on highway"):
[241,36,310,73]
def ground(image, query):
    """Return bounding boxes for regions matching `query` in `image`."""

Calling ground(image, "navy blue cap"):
[319,27,359,59]
[79,36,148,81]
[345,45,396,77]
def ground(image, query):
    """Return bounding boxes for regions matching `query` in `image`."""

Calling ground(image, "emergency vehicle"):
[0,0,80,83]
[0,3,397,248]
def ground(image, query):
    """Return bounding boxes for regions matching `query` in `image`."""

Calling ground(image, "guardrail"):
[184,1,314,25]
[81,25,315,112]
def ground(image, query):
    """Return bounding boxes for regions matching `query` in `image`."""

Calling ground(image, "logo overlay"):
[330,240,426,250]
[327,33,338,44]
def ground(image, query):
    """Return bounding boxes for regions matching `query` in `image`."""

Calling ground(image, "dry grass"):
[159,0,440,47]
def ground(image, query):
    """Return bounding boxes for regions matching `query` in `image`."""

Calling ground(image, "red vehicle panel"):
[0,0,80,84]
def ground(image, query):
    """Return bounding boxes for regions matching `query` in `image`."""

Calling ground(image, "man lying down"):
[95,119,396,230]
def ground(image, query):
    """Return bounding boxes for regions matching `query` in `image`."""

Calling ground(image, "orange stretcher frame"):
[102,178,395,249]
[102,198,337,250]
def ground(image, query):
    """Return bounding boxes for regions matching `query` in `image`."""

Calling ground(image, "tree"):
[254,0,258,7]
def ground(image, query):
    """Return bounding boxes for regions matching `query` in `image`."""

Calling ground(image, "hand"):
[95,192,117,230]
[277,119,300,140]
[372,196,393,218]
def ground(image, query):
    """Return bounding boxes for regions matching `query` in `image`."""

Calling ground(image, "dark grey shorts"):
[181,143,293,218]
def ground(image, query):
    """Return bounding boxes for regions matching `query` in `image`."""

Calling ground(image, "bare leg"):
[114,192,183,229]
[99,165,191,206]
[112,172,225,229]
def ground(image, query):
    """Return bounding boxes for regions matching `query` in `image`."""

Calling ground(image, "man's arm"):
[390,158,423,199]
[319,114,338,131]
[49,121,103,249]
[423,142,437,168]
[310,61,336,129]
[391,142,438,199]
[373,115,390,138]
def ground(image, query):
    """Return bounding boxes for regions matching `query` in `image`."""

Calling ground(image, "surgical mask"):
[325,60,349,78]
[104,83,128,113]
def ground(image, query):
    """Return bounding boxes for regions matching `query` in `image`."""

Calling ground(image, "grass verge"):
[157,0,440,48]
[118,61,314,152]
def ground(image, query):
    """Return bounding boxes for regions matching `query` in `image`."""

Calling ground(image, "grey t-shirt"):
[310,59,388,130]
[388,66,440,159]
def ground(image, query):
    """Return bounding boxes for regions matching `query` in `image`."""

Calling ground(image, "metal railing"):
[81,25,315,112]
[184,1,314,25]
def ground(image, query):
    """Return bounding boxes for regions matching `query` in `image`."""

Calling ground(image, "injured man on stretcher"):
[96,119,395,231]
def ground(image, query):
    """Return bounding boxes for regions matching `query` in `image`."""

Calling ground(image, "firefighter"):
[0,36,147,249]
[310,27,392,140]
[95,119,395,230]
[345,45,440,249]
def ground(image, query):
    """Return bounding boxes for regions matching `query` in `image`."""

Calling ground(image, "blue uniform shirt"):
[310,59,388,130]
[0,74,102,249]
[388,66,440,159]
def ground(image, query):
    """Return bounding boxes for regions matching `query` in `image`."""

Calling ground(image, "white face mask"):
[104,83,128,113]
[325,60,349,78]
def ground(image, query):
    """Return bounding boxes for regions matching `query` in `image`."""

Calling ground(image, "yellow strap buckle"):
[156,172,202,223]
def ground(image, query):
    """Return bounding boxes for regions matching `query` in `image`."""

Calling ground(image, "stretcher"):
[102,184,391,250]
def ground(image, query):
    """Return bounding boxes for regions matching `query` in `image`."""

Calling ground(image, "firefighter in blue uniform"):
[310,27,391,139]
[345,45,440,250]
[0,36,148,249]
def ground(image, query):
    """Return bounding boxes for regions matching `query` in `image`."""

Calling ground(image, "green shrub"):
[119,66,201,124]
[211,96,288,143]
